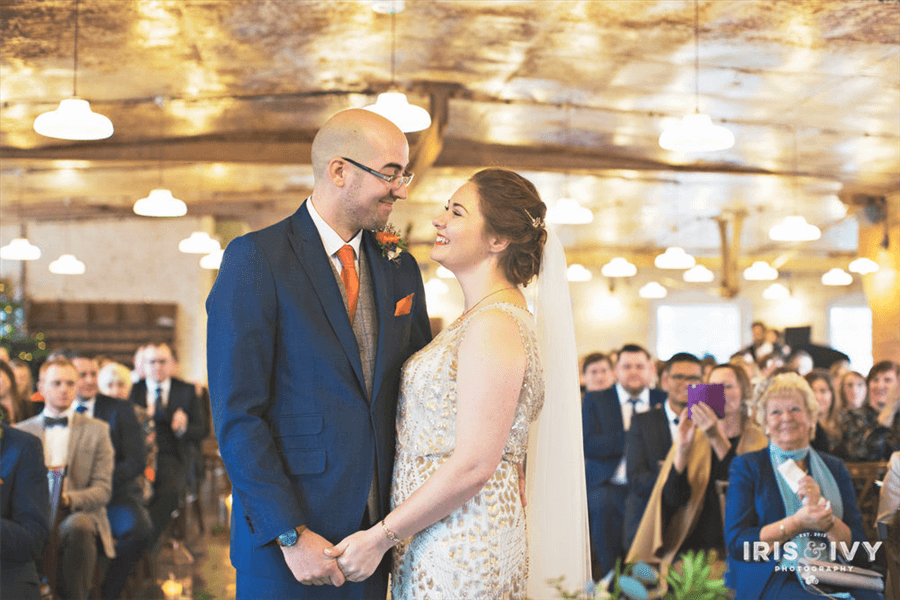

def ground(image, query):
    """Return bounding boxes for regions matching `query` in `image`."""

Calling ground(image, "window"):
[656,303,742,363]
[829,306,873,374]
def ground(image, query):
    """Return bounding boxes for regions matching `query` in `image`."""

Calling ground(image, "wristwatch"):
[276,525,307,547]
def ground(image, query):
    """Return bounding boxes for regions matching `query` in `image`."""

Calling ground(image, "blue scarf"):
[769,443,850,598]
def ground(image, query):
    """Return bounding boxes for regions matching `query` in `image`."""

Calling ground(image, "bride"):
[327,168,589,598]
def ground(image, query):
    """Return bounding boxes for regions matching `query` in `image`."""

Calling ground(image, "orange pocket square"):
[394,293,414,316]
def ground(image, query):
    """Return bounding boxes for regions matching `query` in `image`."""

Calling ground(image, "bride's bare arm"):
[327,309,526,581]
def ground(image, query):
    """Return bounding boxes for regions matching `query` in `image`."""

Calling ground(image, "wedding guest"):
[724,373,881,600]
[98,362,133,401]
[805,370,841,453]
[837,361,900,461]
[1,422,50,600]
[787,350,814,377]
[582,352,615,393]
[740,321,769,361]
[878,451,900,523]
[72,353,150,600]
[839,370,868,410]
[623,353,701,552]
[627,363,766,570]
[9,359,35,405]
[829,358,850,384]
[128,343,205,551]
[0,360,27,424]
[15,358,115,600]
[758,351,785,378]
[583,344,666,577]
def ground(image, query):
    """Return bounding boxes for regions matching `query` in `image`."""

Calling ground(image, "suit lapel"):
[287,201,366,394]
[364,231,394,407]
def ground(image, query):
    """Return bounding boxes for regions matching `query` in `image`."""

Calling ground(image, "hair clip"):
[523,209,544,229]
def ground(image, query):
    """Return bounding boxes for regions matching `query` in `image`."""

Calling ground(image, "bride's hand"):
[324,527,393,582]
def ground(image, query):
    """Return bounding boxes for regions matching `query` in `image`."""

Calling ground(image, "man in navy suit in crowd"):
[128,343,206,551]
[582,343,666,577]
[1,422,50,600]
[207,109,431,599]
[623,352,703,550]
[72,353,150,600]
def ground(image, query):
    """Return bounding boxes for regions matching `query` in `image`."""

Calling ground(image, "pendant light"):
[134,98,187,218]
[743,260,778,281]
[33,0,113,140]
[200,249,224,270]
[363,9,431,133]
[654,246,696,270]
[769,126,821,242]
[848,257,879,275]
[658,0,733,152]
[566,264,592,282]
[821,268,852,286]
[683,264,714,283]
[0,173,42,261]
[762,283,791,300]
[48,198,86,275]
[179,232,220,254]
[639,282,668,299]
[601,257,637,278]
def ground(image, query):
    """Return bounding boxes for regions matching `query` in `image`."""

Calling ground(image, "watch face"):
[278,529,298,547]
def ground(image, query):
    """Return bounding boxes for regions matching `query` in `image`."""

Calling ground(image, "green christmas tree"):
[0,279,48,363]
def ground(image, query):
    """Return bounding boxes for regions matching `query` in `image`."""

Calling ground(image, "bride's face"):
[430,182,493,273]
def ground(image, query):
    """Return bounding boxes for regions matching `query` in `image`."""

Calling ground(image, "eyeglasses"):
[670,374,703,383]
[341,157,413,189]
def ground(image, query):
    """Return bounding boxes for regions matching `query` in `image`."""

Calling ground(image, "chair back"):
[715,479,729,525]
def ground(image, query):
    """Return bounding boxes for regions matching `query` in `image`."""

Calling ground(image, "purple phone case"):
[687,383,726,419]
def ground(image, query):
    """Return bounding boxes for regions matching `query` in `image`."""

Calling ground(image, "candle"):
[161,578,183,600]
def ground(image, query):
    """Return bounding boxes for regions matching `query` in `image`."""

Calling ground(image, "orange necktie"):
[336,245,359,323]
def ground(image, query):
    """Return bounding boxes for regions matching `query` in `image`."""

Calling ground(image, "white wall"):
[1,217,216,382]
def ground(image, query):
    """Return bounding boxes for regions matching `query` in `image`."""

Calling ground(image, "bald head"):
[311,109,408,185]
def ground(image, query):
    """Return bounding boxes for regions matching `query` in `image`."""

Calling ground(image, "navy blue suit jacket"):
[724,447,873,600]
[206,202,431,595]
[582,386,666,490]
[0,423,49,600]
[92,394,146,503]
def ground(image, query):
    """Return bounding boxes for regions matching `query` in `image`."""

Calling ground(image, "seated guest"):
[0,360,28,423]
[804,370,841,453]
[1,422,50,600]
[787,350,814,377]
[9,359,36,412]
[839,370,868,410]
[623,353,701,553]
[98,362,133,401]
[72,353,151,600]
[829,358,850,385]
[15,358,115,600]
[758,351,786,379]
[724,373,882,600]
[627,363,767,568]
[583,344,665,577]
[838,361,900,461]
[878,450,900,523]
[582,352,615,394]
[128,343,205,551]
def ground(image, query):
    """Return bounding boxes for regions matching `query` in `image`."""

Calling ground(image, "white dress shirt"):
[146,378,171,413]
[42,406,75,468]
[664,400,681,442]
[307,196,363,273]
[611,383,652,485]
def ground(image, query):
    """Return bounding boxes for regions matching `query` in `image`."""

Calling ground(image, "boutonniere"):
[374,224,408,264]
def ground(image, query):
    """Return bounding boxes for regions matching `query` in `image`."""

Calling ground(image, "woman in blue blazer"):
[724,373,884,600]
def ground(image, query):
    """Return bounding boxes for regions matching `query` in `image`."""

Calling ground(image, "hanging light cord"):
[693,0,699,114]
[390,10,396,86]
[72,0,80,97]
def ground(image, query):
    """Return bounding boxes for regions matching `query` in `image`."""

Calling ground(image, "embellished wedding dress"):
[390,302,544,599]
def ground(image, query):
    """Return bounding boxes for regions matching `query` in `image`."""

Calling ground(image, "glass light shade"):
[178,232,220,254]
[743,261,778,281]
[436,265,454,279]
[683,264,714,283]
[363,92,431,133]
[48,254,86,275]
[134,189,188,218]
[768,215,821,242]
[821,268,852,286]
[546,198,594,225]
[200,249,224,270]
[658,113,734,152]
[654,246,696,269]
[371,0,404,13]
[762,283,791,300]
[33,98,114,140]
[566,264,592,282]
[848,257,879,275]
[639,281,667,298]
[601,257,637,278]
[0,238,42,260]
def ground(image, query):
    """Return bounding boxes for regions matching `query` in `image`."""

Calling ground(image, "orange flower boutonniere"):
[374,224,408,264]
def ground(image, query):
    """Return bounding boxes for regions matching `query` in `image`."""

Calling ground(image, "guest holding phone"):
[627,363,767,571]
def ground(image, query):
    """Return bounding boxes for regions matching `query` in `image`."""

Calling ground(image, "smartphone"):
[687,383,725,419]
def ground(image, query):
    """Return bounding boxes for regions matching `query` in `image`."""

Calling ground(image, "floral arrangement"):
[552,550,729,600]
[374,224,408,264]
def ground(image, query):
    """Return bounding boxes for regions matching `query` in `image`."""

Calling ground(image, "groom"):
[207,108,432,599]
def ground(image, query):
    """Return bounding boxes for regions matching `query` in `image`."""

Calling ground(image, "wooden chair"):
[845,461,889,542]
[39,467,66,600]
[715,480,729,525]
[878,510,899,600]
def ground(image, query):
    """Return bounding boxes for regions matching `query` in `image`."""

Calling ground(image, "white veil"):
[525,227,591,598]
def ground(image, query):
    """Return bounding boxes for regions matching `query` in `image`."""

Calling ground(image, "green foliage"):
[663,550,729,600]
[0,280,48,363]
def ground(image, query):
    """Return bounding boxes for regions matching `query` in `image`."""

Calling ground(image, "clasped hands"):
[280,526,390,586]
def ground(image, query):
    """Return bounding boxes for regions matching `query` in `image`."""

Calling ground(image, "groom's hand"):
[280,528,346,586]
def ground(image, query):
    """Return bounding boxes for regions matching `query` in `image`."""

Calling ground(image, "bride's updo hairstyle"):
[470,168,548,286]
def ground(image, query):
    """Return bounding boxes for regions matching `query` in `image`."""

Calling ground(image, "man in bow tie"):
[16,358,114,600]
[207,109,432,600]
